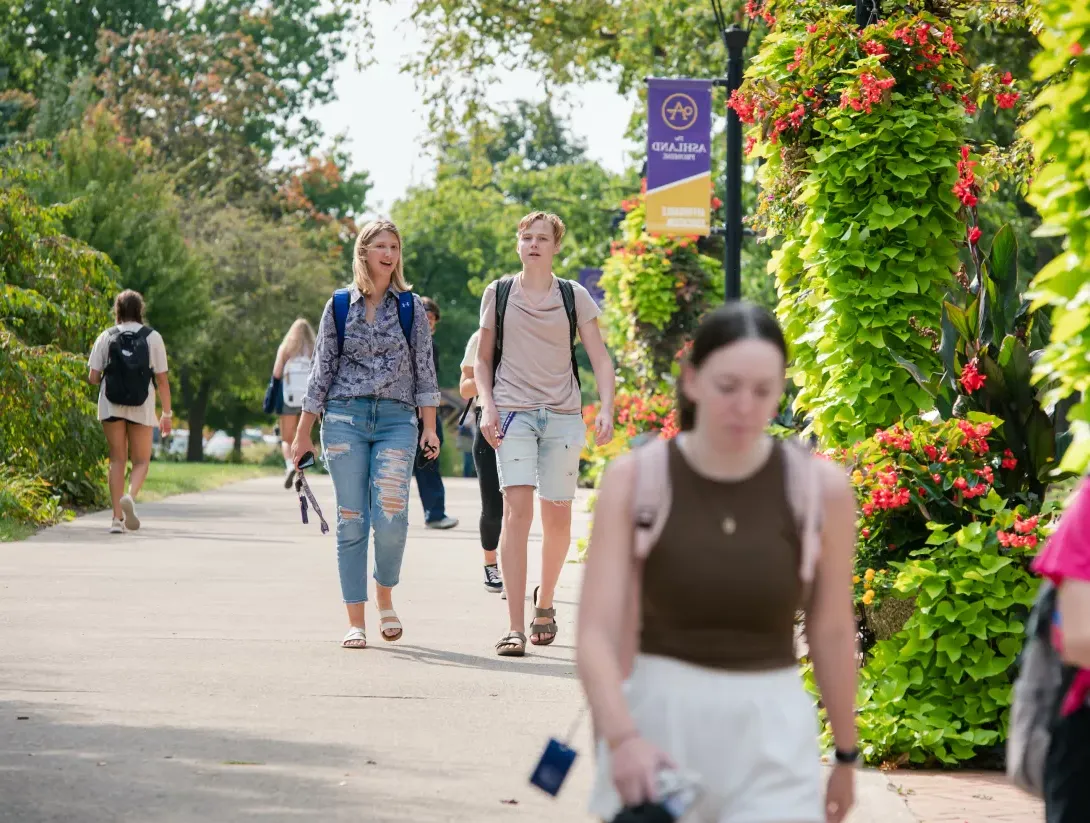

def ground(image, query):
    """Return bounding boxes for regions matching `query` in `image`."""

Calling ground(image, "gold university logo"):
[662,93,698,131]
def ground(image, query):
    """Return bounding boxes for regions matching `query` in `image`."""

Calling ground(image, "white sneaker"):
[110,518,124,534]
[120,495,140,531]
[425,516,459,530]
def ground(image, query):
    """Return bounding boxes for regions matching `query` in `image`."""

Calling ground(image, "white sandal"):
[342,626,367,649]
[379,610,403,642]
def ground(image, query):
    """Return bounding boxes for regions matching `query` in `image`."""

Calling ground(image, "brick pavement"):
[883,769,1044,822]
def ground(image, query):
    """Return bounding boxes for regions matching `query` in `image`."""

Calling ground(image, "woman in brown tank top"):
[577,304,859,823]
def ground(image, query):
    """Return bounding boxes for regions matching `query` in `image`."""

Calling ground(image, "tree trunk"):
[230,406,244,464]
[186,379,211,462]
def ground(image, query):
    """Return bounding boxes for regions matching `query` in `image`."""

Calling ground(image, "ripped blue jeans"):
[321,397,418,603]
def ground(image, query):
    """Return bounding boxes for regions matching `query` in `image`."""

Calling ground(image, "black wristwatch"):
[834,747,860,765]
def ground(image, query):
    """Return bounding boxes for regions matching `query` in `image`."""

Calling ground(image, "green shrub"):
[810,416,1054,766]
[0,466,65,525]
[1,157,118,507]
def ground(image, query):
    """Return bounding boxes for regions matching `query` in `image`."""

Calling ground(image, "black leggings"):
[1046,704,1090,823]
[472,413,503,552]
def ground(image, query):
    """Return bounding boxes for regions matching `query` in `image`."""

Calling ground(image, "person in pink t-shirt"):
[1031,477,1090,823]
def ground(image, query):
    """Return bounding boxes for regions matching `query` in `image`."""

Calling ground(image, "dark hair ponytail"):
[678,302,788,431]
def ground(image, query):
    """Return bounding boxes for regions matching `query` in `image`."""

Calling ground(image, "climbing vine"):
[1025,2,1090,474]
[735,0,1031,445]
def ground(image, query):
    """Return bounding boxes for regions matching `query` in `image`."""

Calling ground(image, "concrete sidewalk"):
[1,475,918,821]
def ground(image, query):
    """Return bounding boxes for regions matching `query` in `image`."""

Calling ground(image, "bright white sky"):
[307,0,641,214]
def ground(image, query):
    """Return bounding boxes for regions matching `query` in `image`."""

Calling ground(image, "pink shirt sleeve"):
[1033,478,1090,584]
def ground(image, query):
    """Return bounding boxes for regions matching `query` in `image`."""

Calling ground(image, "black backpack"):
[104,326,155,406]
[458,276,580,426]
[494,275,580,385]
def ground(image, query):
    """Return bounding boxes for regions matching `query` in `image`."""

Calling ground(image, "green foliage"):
[824,415,1052,766]
[177,199,341,456]
[28,105,209,347]
[1025,3,1090,474]
[741,4,973,444]
[892,218,1069,498]
[0,465,64,526]
[0,156,118,507]
[599,196,723,392]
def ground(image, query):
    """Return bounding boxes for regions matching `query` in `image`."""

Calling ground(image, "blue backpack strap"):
[396,291,415,345]
[333,289,350,357]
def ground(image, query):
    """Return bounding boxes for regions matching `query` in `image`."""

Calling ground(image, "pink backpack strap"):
[633,438,671,560]
[783,437,824,585]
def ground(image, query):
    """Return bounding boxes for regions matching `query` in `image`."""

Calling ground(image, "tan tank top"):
[639,439,803,671]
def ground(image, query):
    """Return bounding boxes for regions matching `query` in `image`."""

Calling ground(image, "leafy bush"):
[1024,5,1090,474]
[598,190,723,394]
[0,466,64,525]
[1,156,118,508]
[815,415,1053,766]
[580,390,677,487]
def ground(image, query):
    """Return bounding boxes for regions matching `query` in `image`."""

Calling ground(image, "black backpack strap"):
[492,276,515,379]
[136,326,154,341]
[556,278,580,388]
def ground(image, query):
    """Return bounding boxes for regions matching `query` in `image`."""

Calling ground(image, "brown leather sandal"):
[495,631,527,657]
[529,585,558,646]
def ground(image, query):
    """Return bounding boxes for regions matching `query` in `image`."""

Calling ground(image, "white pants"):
[589,655,824,823]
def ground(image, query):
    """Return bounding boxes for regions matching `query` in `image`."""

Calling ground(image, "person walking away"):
[87,290,172,533]
[459,329,502,595]
[475,211,616,656]
[412,297,457,530]
[576,303,859,823]
[291,220,441,650]
[1031,476,1090,823]
[272,318,316,489]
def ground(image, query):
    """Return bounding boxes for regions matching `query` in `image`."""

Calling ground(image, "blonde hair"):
[352,220,411,296]
[517,211,566,245]
[280,318,316,360]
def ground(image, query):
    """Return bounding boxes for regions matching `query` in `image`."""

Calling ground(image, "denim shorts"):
[495,409,586,502]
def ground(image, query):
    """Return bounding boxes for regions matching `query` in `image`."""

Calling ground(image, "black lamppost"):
[857,0,880,28]
[710,1,752,302]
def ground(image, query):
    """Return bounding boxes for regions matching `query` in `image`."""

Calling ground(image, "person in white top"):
[272,318,316,488]
[87,290,172,533]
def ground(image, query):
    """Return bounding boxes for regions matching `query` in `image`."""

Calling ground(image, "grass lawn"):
[139,462,281,502]
[0,518,37,542]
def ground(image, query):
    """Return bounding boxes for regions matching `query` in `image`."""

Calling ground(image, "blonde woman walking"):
[292,220,440,649]
[273,318,316,488]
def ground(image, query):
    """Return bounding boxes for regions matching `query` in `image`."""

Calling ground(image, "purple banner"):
[578,267,604,305]
[646,78,713,235]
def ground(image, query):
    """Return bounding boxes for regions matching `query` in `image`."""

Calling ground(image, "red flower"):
[962,95,977,115]
[744,135,757,156]
[1001,449,1018,470]
[1001,71,1015,86]
[932,473,942,482]
[862,503,875,517]
[711,196,723,209]
[861,40,888,58]
[968,226,982,245]
[954,477,969,490]
[996,91,1021,109]
[959,358,986,393]
[1014,515,1039,535]
[861,527,871,539]
[806,23,818,33]
[924,445,939,461]
[1071,43,1084,56]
